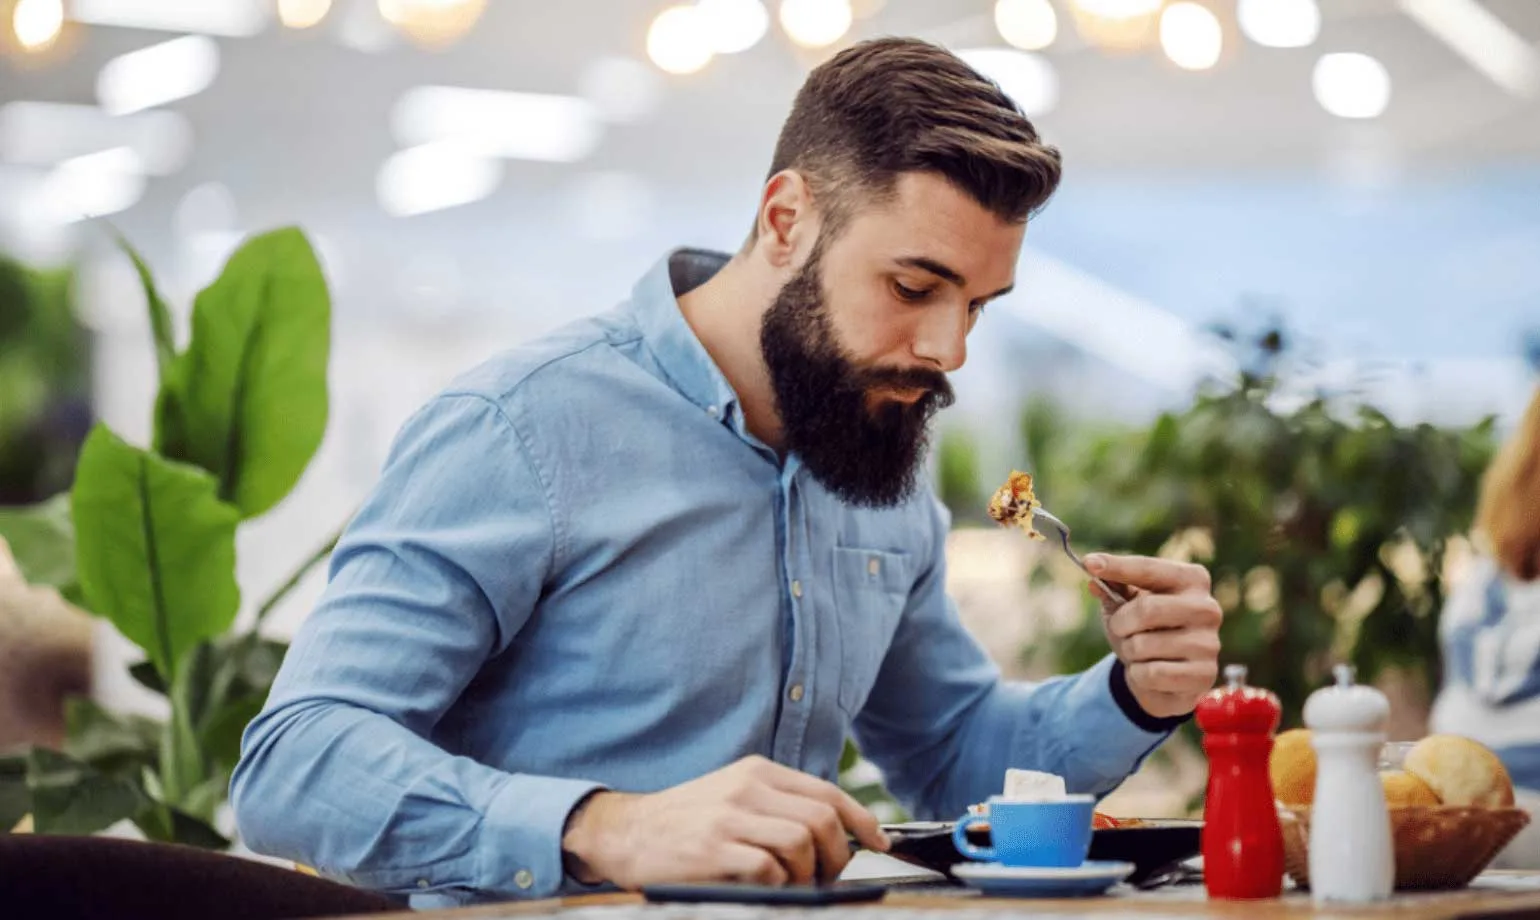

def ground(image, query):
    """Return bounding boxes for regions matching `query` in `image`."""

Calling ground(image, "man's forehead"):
[839,174,1025,290]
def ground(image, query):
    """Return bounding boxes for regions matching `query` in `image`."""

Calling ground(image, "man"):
[230,37,1223,908]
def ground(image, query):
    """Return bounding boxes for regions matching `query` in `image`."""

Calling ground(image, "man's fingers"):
[747,787,851,882]
[1121,627,1222,664]
[1085,554,1209,594]
[728,813,817,883]
[758,763,889,853]
[1107,593,1222,640]
[719,842,792,886]
[1127,658,1219,694]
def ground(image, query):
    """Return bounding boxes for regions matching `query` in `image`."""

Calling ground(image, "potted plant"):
[0,227,334,848]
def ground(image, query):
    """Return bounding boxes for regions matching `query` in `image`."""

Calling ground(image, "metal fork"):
[1031,507,1130,607]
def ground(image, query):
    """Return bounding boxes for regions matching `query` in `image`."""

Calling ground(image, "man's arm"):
[230,391,890,900]
[850,499,1184,822]
[230,392,602,903]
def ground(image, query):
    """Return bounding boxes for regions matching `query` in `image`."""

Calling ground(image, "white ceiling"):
[1,1,1538,342]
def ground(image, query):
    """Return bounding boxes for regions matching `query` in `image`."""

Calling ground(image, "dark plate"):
[881,819,1203,888]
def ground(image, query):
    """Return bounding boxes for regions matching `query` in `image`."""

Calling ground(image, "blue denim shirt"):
[230,248,1175,908]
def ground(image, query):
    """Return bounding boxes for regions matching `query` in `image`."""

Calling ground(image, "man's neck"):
[677,253,785,451]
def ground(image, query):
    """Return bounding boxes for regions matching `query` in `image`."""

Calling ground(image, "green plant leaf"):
[133,802,230,850]
[114,231,177,380]
[0,754,30,831]
[62,697,161,777]
[161,641,215,808]
[0,493,76,589]
[27,747,147,835]
[162,227,331,519]
[70,424,241,681]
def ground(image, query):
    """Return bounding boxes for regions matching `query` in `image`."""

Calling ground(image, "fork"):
[1031,507,1130,607]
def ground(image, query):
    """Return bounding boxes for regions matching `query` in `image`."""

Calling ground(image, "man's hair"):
[761,36,1062,239]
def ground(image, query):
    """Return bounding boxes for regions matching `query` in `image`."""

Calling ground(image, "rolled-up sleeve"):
[852,498,1173,821]
[230,392,602,904]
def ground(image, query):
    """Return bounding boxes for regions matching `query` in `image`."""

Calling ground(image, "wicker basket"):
[1279,805,1531,891]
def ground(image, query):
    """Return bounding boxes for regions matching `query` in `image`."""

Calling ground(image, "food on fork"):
[987,470,1044,540]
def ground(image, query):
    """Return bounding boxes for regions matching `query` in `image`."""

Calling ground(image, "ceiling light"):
[1159,2,1222,71]
[1237,0,1319,49]
[994,0,1057,51]
[376,141,501,217]
[1398,0,1539,98]
[956,48,1059,117]
[697,0,769,54]
[391,86,602,163]
[647,4,714,75]
[35,147,147,224]
[0,101,193,175]
[1313,52,1392,119]
[376,0,486,49]
[96,35,221,116]
[779,0,852,49]
[278,0,332,30]
[69,0,269,37]
[13,0,65,51]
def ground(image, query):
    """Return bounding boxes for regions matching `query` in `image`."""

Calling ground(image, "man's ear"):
[754,170,820,270]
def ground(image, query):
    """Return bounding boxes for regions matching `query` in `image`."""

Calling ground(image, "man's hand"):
[1085,553,1222,719]
[560,755,890,890]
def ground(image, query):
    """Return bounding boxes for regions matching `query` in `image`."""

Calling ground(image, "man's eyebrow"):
[895,256,1014,300]
[895,256,965,287]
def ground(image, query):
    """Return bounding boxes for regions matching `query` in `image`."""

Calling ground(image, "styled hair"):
[762,36,1063,238]
[1476,386,1540,581]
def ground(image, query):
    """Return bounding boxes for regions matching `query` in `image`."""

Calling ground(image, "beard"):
[758,242,956,508]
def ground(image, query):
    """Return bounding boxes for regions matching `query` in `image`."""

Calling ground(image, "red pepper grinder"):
[1196,663,1285,900]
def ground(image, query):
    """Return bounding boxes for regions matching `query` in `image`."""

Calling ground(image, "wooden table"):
[347,872,1540,920]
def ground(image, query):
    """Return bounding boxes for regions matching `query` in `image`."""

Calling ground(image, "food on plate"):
[987,470,1044,540]
[1380,770,1441,808]
[1403,734,1515,808]
[1269,728,1317,806]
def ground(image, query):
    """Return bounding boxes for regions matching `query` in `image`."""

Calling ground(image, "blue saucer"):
[950,860,1135,897]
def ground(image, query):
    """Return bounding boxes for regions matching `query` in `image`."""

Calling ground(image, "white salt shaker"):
[1303,663,1394,903]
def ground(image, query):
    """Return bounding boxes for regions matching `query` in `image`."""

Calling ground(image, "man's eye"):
[893,281,931,302]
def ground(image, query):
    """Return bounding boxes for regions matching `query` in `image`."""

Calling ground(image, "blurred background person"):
[1431,385,1540,869]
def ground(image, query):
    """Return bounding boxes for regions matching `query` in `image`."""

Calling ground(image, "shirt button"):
[417,879,430,890]
[514,869,534,890]
[868,557,881,576]
[791,579,803,599]
[707,404,719,417]
[789,684,804,702]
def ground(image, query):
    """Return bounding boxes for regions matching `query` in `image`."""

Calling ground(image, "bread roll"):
[1270,728,1316,806]
[1380,770,1441,807]
[1403,734,1515,808]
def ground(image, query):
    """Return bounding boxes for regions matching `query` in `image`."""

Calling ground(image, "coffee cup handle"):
[951,814,994,862]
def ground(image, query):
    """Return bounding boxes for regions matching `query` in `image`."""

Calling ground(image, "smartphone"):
[641,881,887,906]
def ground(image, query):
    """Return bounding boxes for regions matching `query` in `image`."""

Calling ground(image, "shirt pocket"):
[831,545,912,718]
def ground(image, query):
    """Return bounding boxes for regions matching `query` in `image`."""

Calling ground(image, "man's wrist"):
[1109,659,1192,733]
[561,789,615,886]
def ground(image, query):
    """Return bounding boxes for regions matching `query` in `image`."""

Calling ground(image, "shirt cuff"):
[1109,658,1194,733]
[1059,655,1178,794]
[476,773,608,900]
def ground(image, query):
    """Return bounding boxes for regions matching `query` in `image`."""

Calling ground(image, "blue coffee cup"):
[952,795,1096,867]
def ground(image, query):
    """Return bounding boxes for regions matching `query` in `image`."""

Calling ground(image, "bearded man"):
[231,36,1223,909]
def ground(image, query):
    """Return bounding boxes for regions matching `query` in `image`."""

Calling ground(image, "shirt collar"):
[632,247,743,423]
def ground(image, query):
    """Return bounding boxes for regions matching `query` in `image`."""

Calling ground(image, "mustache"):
[856,365,956,408]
